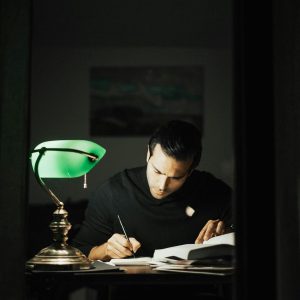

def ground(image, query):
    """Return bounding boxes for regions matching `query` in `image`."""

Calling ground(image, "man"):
[72,120,232,261]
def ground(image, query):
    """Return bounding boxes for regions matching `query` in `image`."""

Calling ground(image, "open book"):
[153,232,235,261]
[110,232,235,266]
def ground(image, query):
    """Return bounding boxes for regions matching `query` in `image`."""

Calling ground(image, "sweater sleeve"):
[219,187,233,227]
[71,183,115,256]
[214,178,233,228]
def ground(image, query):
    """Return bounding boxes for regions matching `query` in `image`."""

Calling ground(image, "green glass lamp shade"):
[30,140,106,178]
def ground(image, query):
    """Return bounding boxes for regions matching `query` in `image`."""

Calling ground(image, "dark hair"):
[148,120,202,169]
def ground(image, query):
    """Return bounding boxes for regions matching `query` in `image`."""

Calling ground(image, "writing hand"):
[194,219,225,244]
[106,233,141,259]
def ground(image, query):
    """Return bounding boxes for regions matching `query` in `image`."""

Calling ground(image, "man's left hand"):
[194,219,225,244]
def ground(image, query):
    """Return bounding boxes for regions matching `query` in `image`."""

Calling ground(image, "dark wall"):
[32,0,232,48]
[233,1,276,298]
[234,1,300,300]
[273,1,300,298]
[0,1,31,299]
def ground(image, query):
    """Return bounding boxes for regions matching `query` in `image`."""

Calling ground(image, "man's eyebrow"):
[151,163,163,174]
[151,162,187,179]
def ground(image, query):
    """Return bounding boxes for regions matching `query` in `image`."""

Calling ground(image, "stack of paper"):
[109,233,235,275]
[110,257,154,266]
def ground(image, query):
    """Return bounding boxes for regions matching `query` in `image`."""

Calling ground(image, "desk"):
[26,264,233,300]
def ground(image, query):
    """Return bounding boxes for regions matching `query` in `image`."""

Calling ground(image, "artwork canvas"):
[89,66,204,136]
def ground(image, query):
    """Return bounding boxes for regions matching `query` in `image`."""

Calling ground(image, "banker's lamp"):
[26,140,106,271]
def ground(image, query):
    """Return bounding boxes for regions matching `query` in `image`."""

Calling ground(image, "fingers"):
[129,237,141,253]
[195,222,209,244]
[195,219,225,244]
[216,220,225,235]
[106,234,140,259]
[203,219,219,242]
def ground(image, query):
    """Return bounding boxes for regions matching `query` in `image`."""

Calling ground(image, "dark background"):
[0,1,299,300]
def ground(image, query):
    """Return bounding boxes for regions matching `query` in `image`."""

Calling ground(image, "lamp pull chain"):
[83,173,87,189]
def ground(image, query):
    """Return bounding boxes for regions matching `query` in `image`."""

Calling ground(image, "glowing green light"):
[30,140,106,178]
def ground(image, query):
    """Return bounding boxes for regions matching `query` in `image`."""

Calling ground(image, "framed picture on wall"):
[89,66,204,136]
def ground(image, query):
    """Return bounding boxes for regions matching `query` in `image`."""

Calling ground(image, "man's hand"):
[106,233,141,258]
[88,233,141,261]
[194,219,225,244]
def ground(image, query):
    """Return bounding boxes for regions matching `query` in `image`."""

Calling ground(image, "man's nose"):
[158,176,169,191]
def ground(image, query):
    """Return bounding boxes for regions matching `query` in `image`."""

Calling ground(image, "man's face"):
[146,144,193,200]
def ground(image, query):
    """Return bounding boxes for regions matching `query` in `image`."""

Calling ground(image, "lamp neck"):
[33,147,64,207]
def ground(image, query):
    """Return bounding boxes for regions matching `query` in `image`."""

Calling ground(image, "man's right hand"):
[88,233,141,261]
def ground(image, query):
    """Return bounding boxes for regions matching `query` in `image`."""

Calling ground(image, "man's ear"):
[146,146,150,162]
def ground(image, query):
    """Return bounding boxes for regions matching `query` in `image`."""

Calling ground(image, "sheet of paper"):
[110,257,154,265]
[154,268,233,276]
[154,264,234,271]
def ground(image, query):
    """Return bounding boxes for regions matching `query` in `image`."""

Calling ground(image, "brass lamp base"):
[26,206,93,271]
[26,243,93,271]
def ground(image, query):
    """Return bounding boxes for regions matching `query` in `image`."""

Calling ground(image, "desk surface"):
[26,264,233,283]
[26,265,234,300]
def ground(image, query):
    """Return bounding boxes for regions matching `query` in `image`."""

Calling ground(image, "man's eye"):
[171,177,181,181]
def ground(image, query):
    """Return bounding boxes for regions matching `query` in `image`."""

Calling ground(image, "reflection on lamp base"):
[26,206,93,271]
[26,244,93,271]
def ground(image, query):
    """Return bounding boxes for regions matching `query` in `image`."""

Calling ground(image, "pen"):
[117,214,136,258]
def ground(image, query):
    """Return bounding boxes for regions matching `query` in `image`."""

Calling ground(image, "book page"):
[153,243,213,260]
[203,232,235,246]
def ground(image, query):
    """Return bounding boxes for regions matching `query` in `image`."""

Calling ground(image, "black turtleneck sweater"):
[72,166,232,257]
